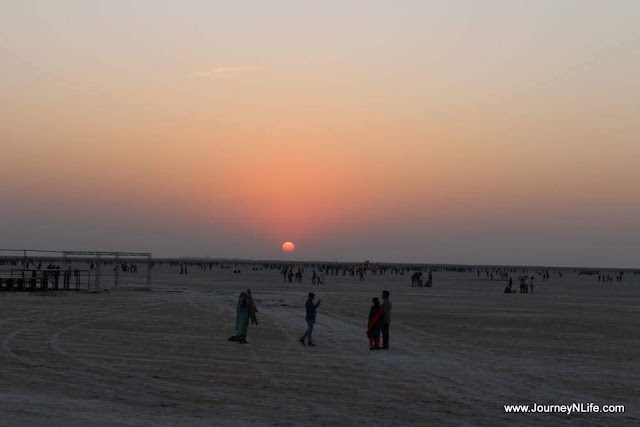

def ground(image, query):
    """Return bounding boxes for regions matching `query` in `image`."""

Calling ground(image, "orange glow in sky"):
[1,1,639,267]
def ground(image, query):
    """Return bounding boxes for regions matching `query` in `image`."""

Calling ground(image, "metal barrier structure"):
[61,251,153,289]
[7,268,91,292]
[0,249,153,290]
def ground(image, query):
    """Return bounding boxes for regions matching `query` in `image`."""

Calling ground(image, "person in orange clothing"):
[367,297,383,350]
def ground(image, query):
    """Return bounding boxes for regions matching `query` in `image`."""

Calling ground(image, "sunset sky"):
[1,1,639,267]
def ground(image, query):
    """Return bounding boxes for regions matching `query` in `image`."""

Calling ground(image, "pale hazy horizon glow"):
[1,1,639,268]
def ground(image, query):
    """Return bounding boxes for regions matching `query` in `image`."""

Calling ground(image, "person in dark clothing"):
[381,290,392,349]
[247,288,258,326]
[300,292,321,346]
[367,297,383,350]
[504,277,515,293]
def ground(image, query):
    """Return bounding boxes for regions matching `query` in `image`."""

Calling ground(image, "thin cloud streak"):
[192,66,261,76]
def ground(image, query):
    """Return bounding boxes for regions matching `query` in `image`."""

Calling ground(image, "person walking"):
[381,290,392,349]
[367,297,383,350]
[300,292,321,346]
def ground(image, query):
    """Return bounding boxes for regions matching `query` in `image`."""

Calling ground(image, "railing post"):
[146,253,152,288]
[96,253,101,290]
[114,254,119,289]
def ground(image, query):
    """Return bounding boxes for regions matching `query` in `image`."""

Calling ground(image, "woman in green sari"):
[236,292,250,344]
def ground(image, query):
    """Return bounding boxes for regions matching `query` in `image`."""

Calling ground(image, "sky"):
[1,0,639,267]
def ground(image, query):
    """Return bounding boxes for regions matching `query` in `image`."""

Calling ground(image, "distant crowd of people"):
[503,276,536,293]
[163,261,640,291]
[410,271,433,287]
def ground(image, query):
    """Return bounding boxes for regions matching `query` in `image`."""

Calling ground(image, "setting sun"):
[282,241,295,252]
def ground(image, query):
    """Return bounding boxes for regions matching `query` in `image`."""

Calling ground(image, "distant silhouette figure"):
[504,277,515,293]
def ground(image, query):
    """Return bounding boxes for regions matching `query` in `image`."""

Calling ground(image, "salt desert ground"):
[1,263,638,426]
